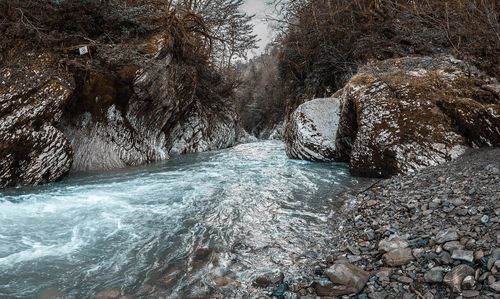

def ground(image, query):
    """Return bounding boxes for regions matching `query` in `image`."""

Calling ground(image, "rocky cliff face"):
[0,40,238,186]
[285,56,500,177]
[0,54,74,188]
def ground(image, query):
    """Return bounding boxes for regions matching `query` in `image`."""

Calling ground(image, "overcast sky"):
[242,0,274,58]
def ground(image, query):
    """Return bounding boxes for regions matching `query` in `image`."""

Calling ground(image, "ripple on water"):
[0,141,361,298]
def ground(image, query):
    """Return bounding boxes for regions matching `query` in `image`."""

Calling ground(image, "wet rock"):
[253,270,284,287]
[452,250,474,263]
[443,264,474,292]
[285,98,342,161]
[95,289,122,299]
[424,268,444,283]
[324,261,369,295]
[383,248,415,266]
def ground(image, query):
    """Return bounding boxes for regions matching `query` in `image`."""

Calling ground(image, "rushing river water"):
[0,141,362,299]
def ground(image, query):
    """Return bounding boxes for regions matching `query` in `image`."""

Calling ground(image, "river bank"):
[239,148,499,299]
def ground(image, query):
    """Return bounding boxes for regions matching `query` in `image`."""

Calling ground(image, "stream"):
[0,141,363,298]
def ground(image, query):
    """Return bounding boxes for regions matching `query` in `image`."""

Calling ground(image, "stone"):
[378,236,409,253]
[285,98,343,161]
[253,270,284,287]
[324,261,370,295]
[95,289,122,299]
[481,215,490,224]
[461,275,475,290]
[361,229,376,241]
[383,248,415,266]
[436,229,460,244]
[462,290,480,298]
[213,277,238,287]
[452,250,474,263]
[443,264,474,292]
[443,241,464,252]
[489,280,500,292]
[424,268,444,283]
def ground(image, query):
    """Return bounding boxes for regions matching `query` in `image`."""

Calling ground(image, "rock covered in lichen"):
[285,98,342,161]
[0,54,74,187]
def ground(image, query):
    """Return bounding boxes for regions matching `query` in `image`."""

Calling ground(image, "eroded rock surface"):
[1,39,239,185]
[285,98,342,161]
[0,54,74,188]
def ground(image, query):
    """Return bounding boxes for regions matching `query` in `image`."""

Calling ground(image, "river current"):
[0,141,362,298]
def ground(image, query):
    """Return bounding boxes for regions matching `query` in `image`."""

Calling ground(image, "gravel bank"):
[250,148,499,299]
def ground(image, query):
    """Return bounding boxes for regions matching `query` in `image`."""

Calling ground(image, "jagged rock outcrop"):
[285,56,500,177]
[1,39,238,185]
[285,98,342,161]
[0,54,74,188]
[167,102,237,155]
[60,37,238,171]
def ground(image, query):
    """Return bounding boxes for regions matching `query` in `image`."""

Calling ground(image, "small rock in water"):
[95,289,122,299]
[451,250,474,263]
[443,264,474,292]
[324,261,369,295]
[253,270,284,287]
[383,248,415,266]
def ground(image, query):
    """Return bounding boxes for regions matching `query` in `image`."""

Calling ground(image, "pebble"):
[443,264,474,292]
[481,215,489,224]
[451,250,474,263]
[383,248,415,266]
[462,290,480,298]
[490,280,500,292]
[378,236,409,253]
[461,275,475,289]
[424,268,444,283]
[436,229,459,244]
[443,241,464,252]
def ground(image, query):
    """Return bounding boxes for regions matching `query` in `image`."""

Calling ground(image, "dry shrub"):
[276,0,500,110]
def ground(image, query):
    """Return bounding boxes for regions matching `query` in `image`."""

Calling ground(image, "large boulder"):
[285,98,342,161]
[0,54,74,188]
[286,56,500,177]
